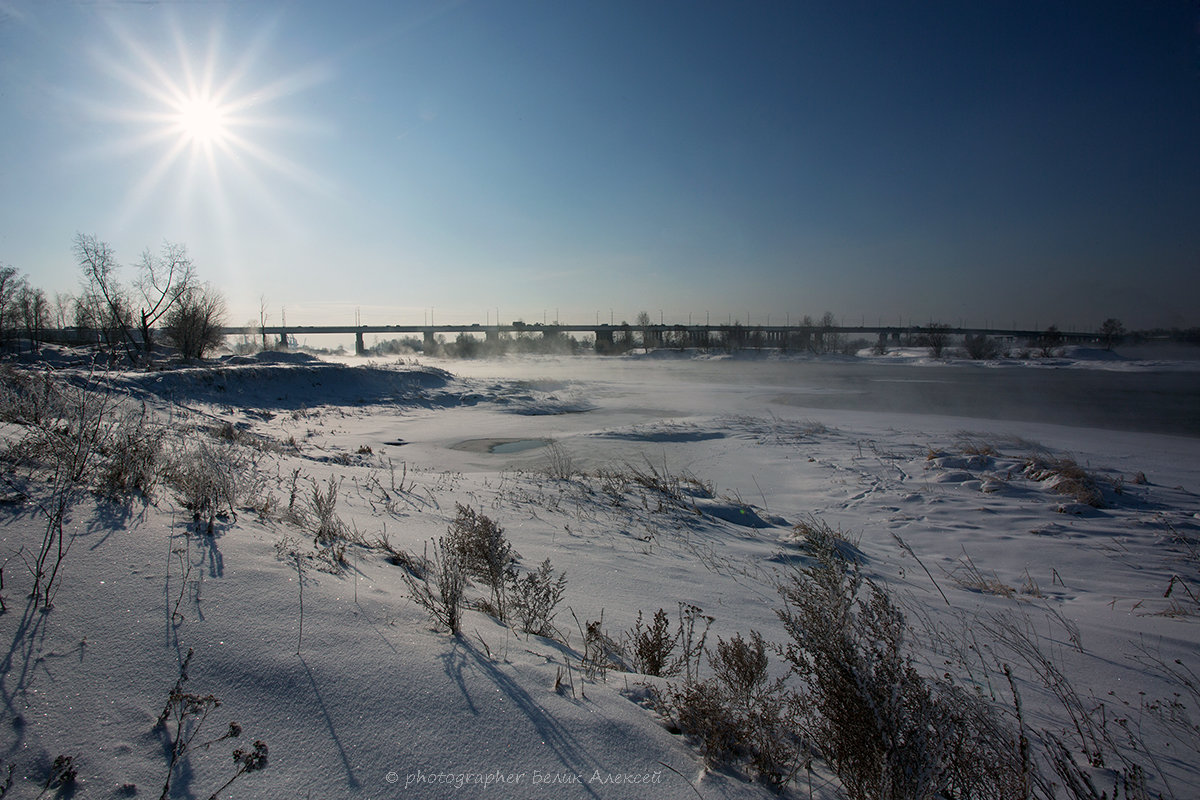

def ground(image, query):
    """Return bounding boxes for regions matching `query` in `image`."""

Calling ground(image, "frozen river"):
[424,354,1200,437]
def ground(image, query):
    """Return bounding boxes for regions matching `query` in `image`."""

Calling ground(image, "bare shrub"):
[308,476,343,544]
[964,333,1002,360]
[0,365,59,427]
[445,504,517,620]
[918,322,953,357]
[542,441,575,480]
[401,537,466,634]
[661,631,804,788]
[507,558,566,638]
[937,678,1033,799]
[96,403,164,499]
[1,368,114,608]
[1034,326,1064,358]
[569,609,624,680]
[164,283,227,359]
[624,603,712,681]
[775,522,1031,799]
[166,439,249,534]
[626,608,679,677]
[778,542,945,800]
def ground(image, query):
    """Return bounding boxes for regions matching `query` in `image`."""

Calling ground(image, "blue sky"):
[2,0,1198,331]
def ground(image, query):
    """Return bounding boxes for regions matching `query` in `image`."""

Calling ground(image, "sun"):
[172,93,232,148]
[77,14,333,231]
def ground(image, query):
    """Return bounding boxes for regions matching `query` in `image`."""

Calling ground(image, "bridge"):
[224,322,1094,355]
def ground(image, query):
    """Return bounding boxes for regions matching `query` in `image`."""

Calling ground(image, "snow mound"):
[692,498,773,528]
[116,361,457,409]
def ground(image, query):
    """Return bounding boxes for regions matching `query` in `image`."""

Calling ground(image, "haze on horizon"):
[1,0,1198,333]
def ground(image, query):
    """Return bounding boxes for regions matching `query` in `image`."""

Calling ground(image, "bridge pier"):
[355,330,366,356]
[423,329,436,352]
[279,332,288,349]
[486,327,500,345]
[594,328,614,352]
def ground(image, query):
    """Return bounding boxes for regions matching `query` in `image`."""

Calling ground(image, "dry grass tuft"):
[1024,455,1105,508]
[947,551,1016,597]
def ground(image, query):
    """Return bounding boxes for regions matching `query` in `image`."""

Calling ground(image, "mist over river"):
[425,355,1200,438]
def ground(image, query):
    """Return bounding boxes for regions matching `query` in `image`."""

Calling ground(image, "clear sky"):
[2,0,1198,331]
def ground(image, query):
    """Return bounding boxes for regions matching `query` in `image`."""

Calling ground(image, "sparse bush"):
[613,457,713,507]
[167,438,249,534]
[778,519,1033,799]
[918,322,953,358]
[778,524,946,799]
[0,365,61,428]
[507,558,566,638]
[402,537,467,634]
[624,603,712,681]
[308,476,344,544]
[791,515,861,561]
[964,333,1002,360]
[577,613,624,679]
[842,337,871,356]
[445,504,517,620]
[543,441,575,480]
[661,631,804,788]
[374,531,424,575]
[1033,325,1064,358]
[164,282,227,359]
[1,367,114,608]
[627,608,679,677]
[96,403,164,499]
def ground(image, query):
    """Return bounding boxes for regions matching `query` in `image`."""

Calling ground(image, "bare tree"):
[0,264,23,349]
[920,322,952,358]
[1035,325,1063,358]
[1099,318,1125,351]
[818,311,838,354]
[75,233,138,361]
[53,292,74,331]
[259,294,270,350]
[18,283,49,353]
[134,241,195,357]
[165,283,227,359]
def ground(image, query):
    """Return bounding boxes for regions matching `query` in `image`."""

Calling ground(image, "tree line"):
[1,233,227,361]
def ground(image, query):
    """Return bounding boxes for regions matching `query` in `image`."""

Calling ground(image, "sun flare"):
[172,93,231,147]
[80,16,332,231]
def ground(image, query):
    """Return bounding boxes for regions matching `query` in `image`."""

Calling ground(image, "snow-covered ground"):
[2,349,1198,798]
